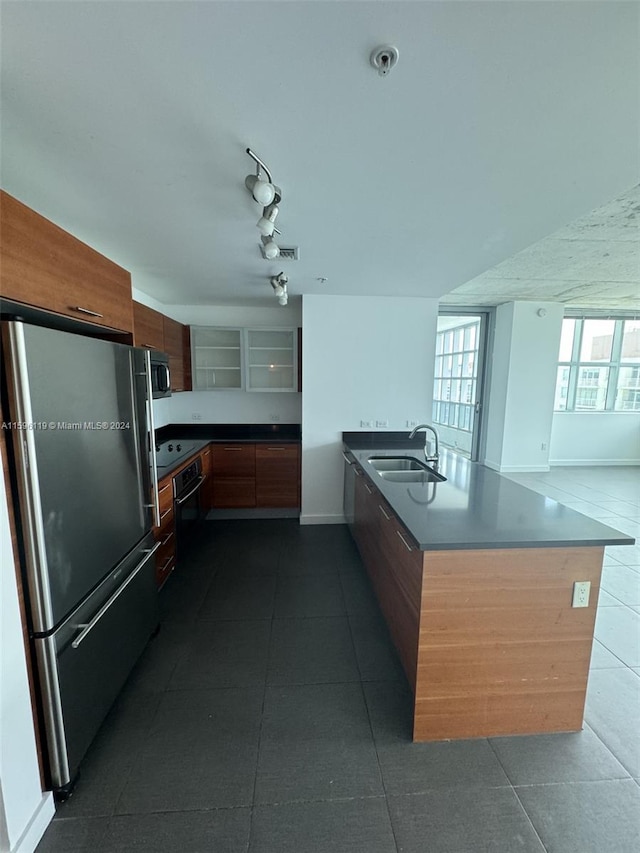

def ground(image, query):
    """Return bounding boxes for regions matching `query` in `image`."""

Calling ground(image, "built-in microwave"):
[150,352,171,398]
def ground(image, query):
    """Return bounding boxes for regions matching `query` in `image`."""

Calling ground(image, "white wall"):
[0,475,54,853]
[301,294,439,524]
[550,413,640,466]
[484,301,564,472]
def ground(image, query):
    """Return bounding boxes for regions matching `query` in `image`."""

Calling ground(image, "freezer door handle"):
[71,541,161,649]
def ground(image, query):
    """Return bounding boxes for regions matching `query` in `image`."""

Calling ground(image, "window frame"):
[555,316,640,413]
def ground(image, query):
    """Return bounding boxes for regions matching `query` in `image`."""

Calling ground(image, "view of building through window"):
[555,318,640,412]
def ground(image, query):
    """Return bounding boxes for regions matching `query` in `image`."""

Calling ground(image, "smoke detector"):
[370,45,399,77]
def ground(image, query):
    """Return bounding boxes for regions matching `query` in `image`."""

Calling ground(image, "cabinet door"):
[255,444,300,507]
[192,327,243,390]
[133,302,165,350]
[163,316,185,392]
[245,328,297,392]
[0,191,133,333]
[211,444,256,508]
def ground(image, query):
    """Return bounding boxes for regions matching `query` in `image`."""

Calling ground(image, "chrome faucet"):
[409,423,440,468]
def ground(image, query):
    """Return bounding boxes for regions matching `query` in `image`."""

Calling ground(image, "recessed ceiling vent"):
[260,244,299,260]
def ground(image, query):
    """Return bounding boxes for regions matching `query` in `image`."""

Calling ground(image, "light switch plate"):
[572,581,591,608]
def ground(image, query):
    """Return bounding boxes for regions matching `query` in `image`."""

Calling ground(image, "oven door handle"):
[174,474,207,506]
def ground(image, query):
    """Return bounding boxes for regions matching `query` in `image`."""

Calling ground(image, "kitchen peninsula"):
[343,432,634,743]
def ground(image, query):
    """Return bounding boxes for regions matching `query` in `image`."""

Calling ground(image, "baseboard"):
[12,793,55,853]
[483,461,551,473]
[299,513,346,525]
[550,459,640,467]
[206,508,300,520]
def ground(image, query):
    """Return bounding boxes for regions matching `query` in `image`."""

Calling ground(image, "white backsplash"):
[154,390,302,426]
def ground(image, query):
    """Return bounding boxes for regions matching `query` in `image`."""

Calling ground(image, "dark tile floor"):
[38,467,640,852]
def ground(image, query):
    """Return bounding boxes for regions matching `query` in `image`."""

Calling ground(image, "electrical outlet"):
[191,412,202,420]
[541,442,547,451]
[406,420,418,428]
[376,420,389,428]
[572,581,591,608]
[270,413,280,422]
[360,420,373,428]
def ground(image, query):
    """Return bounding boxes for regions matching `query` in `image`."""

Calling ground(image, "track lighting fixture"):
[261,235,280,260]
[245,148,283,259]
[270,272,289,306]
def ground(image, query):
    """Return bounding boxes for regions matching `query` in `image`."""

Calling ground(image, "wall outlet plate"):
[406,420,418,428]
[360,420,373,428]
[572,581,591,608]
[191,413,202,420]
[376,420,389,428]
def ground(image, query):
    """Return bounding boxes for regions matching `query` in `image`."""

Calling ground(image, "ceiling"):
[442,184,640,310]
[1,1,638,309]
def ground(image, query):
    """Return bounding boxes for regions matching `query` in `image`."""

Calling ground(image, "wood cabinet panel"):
[153,474,175,587]
[133,301,165,350]
[413,546,604,741]
[255,444,300,507]
[200,446,212,510]
[163,315,185,391]
[212,478,256,508]
[0,191,133,332]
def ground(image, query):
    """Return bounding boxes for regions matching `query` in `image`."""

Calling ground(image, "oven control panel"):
[173,456,202,499]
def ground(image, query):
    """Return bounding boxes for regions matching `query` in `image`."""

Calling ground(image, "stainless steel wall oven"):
[173,457,207,558]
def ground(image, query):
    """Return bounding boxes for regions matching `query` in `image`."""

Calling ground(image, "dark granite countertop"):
[156,423,300,444]
[155,424,301,478]
[343,434,635,552]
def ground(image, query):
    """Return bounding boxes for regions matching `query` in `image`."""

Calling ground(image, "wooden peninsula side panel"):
[413,546,604,741]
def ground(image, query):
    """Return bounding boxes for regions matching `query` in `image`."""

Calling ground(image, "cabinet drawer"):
[211,444,255,477]
[212,478,256,508]
[156,479,174,520]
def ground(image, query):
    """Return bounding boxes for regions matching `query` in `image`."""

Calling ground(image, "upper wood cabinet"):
[163,315,187,392]
[132,301,192,392]
[133,302,165,350]
[0,191,133,333]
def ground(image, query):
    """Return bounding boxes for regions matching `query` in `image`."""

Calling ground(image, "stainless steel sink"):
[368,456,447,483]
[378,469,446,483]
[368,456,428,472]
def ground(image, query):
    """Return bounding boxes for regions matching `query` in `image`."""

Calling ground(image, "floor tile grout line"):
[246,534,286,853]
[509,783,551,853]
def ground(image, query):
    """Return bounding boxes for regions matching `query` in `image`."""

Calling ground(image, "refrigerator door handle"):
[144,350,161,528]
[71,541,161,649]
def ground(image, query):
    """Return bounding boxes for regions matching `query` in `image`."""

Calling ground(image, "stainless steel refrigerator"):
[2,320,160,797]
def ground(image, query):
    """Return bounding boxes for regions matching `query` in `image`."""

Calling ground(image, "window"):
[555,318,640,412]
[433,319,480,432]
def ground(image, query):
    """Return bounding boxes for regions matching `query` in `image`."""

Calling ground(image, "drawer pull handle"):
[71,306,104,318]
[223,447,243,451]
[378,504,391,521]
[161,532,174,546]
[353,467,362,477]
[160,555,173,571]
[396,530,414,552]
[159,508,172,521]
[364,482,374,494]
[266,446,286,451]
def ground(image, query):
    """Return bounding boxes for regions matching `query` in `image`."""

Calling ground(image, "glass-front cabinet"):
[246,328,296,392]
[191,327,243,390]
[191,327,297,392]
